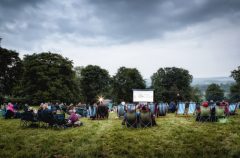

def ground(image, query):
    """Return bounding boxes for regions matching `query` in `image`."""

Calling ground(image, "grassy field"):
[0,112,240,158]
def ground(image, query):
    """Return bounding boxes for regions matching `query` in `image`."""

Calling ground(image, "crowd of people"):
[0,100,239,128]
[1,102,84,127]
[195,100,236,122]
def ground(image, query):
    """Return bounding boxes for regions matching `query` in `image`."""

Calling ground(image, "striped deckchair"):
[187,102,196,115]
[176,102,185,115]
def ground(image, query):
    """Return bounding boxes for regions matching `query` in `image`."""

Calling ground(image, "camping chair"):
[20,111,38,127]
[176,102,185,115]
[125,104,138,128]
[229,103,238,115]
[139,110,152,128]
[214,106,225,121]
[97,105,109,119]
[117,104,125,117]
[53,113,67,128]
[38,110,55,127]
[158,103,167,116]
[148,103,155,115]
[108,103,113,111]
[0,109,6,118]
[187,102,196,115]
[199,106,211,122]
[76,107,87,117]
[89,106,97,119]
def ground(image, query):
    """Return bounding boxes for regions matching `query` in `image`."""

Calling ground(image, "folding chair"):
[20,111,38,127]
[125,104,138,128]
[117,104,125,117]
[187,102,196,115]
[176,102,185,115]
[229,103,238,115]
[158,103,167,116]
[139,110,152,128]
[148,103,155,115]
[215,106,226,121]
[199,106,211,122]
[97,105,109,119]
[76,107,87,117]
[89,106,97,119]
[0,109,6,118]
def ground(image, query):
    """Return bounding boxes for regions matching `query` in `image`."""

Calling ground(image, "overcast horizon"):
[1,0,240,78]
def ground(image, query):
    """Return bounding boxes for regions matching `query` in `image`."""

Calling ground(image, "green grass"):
[1,112,240,158]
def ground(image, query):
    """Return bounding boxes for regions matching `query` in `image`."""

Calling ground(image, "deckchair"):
[139,110,152,128]
[88,106,97,119]
[229,103,238,115]
[148,103,155,115]
[176,102,185,115]
[117,104,125,117]
[108,103,113,111]
[187,102,196,115]
[199,106,211,122]
[125,104,138,128]
[0,109,6,118]
[158,103,167,116]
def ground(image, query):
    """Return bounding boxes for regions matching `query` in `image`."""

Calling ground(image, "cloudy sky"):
[0,0,240,78]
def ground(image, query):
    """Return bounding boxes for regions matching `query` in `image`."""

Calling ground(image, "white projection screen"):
[133,89,154,102]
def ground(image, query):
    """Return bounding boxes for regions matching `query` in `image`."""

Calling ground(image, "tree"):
[0,47,22,98]
[151,67,193,102]
[229,84,240,102]
[205,84,224,102]
[21,52,79,104]
[74,66,84,101]
[190,87,203,103]
[80,65,111,104]
[230,66,240,102]
[112,67,145,103]
[231,66,240,83]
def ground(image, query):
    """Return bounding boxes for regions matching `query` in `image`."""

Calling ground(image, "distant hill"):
[191,77,235,86]
[145,77,235,89]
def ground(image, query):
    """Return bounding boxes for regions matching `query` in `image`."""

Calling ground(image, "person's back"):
[69,112,79,123]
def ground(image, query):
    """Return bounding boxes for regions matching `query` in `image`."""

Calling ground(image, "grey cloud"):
[0,0,240,48]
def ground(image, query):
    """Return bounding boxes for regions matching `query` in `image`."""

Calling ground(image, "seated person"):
[141,105,157,126]
[67,109,83,127]
[122,105,138,126]
[196,102,209,121]
[168,101,176,113]
[5,103,15,119]
[40,103,55,126]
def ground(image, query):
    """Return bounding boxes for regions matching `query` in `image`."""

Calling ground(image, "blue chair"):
[76,108,87,117]
[108,103,113,111]
[187,102,196,115]
[88,106,97,119]
[158,103,167,116]
[229,103,238,115]
[117,104,125,117]
[0,109,6,118]
[139,110,152,128]
[125,104,138,128]
[148,103,155,115]
[176,102,185,115]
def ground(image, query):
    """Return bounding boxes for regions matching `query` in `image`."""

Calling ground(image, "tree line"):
[0,47,239,104]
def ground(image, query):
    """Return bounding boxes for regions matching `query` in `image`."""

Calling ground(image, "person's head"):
[202,101,208,107]
[43,103,48,110]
